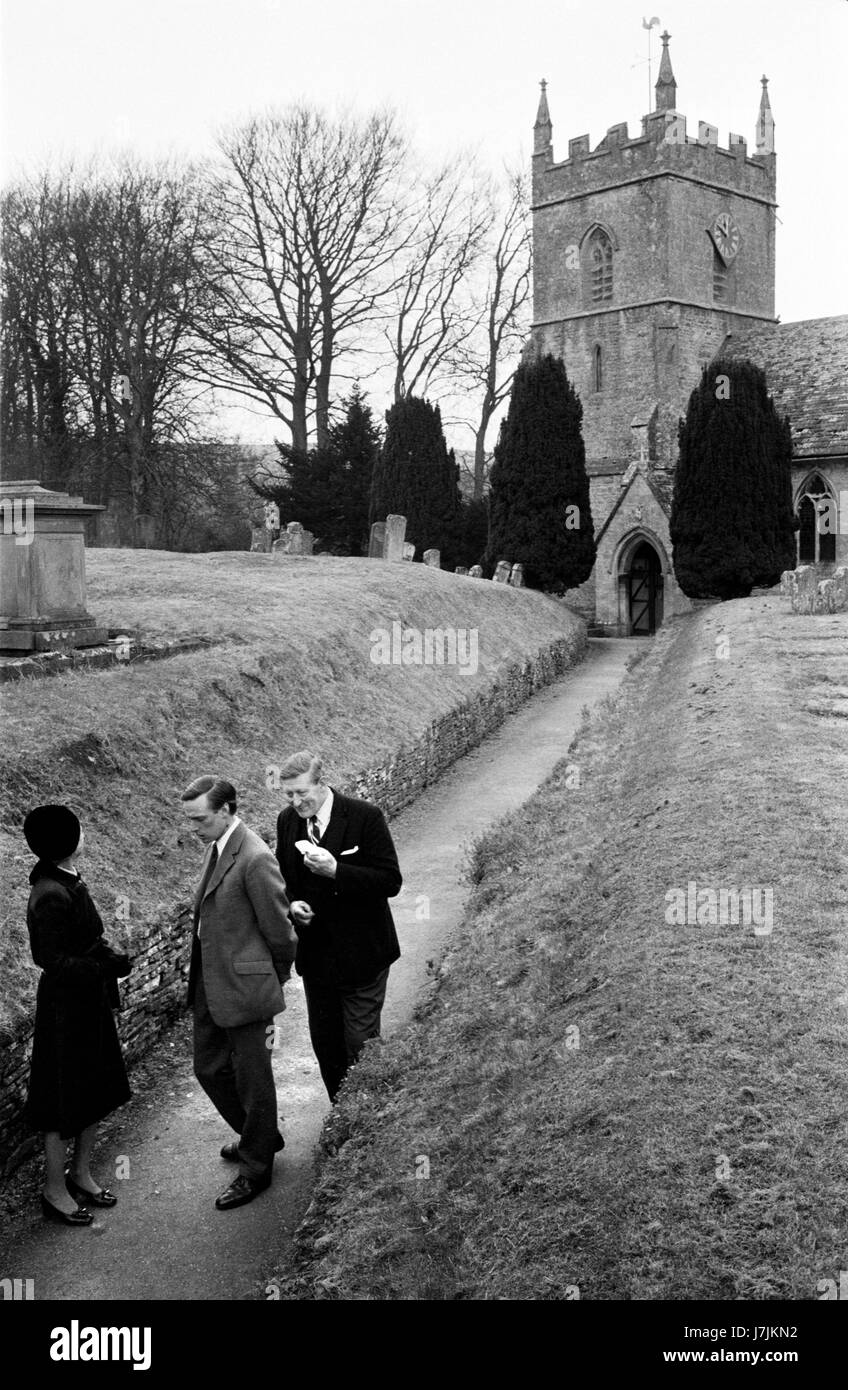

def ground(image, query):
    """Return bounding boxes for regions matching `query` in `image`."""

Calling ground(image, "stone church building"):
[530,34,848,635]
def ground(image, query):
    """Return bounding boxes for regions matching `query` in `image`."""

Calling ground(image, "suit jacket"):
[275,790,402,989]
[187,821,297,1028]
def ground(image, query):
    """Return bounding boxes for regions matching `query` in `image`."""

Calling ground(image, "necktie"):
[194,843,219,936]
[308,816,321,846]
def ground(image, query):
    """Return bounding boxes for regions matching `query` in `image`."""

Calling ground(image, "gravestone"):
[384,514,407,562]
[423,549,440,568]
[468,565,484,578]
[368,521,386,558]
[250,526,272,553]
[402,541,415,561]
[273,521,314,556]
[493,560,512,583]
[509,563,525,588]
[455,566,468,576]
[0,480,108,653]
[783,564,848,614]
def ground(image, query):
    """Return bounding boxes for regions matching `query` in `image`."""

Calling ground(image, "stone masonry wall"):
[0,625,586,1174]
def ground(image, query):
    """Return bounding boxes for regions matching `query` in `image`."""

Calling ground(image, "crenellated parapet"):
[533,109,776,209]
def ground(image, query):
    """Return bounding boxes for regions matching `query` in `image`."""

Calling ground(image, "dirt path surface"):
[0,637,638,1301]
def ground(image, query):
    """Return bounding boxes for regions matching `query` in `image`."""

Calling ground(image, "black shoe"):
[215,1171,272,1210]
[220,1133,285,1162]
[41,1194,94,1227]
[66,1175,118,1208]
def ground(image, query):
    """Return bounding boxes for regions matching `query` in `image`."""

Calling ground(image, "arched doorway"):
[627,541,663,634]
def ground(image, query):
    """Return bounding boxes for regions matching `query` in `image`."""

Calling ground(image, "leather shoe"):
[220,1133,284,1162]
[66,1176,118,1208]
[41,1194,94,1227]
[215,1171,272,1210]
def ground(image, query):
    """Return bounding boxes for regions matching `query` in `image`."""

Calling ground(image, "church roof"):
[718,315,848,458]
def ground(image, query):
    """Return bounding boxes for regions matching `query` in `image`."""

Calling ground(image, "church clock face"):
[710,212,741,265]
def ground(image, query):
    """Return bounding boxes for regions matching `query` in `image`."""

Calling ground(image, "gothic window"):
[798,475,837,564]
[593,344,603,392]
[585,229,613,304]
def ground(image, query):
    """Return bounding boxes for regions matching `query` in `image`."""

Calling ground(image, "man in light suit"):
[182,775,297,1210]
[274,751,402,1102]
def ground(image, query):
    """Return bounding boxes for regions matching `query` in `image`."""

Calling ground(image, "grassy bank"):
[279,595,848,1300]
[0,551,583,1032]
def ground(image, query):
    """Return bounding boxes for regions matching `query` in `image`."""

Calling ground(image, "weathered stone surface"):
[0,480,105,653]
[250,526,272,553]
[783,563,848,614]
[493,560,512,583]
[468,564,484,578]
[384,514,407,562]
[423,549,440,568]
[509,563,525,587]
[272,521,314,556]
[368,521,386,558]
[402,541,416,562]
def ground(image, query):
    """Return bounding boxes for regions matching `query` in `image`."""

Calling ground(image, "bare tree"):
[1,172,79,486]
[452,172,532,499]
[196,106,410,452]
[65,158,211,538]
[383,161,493,403]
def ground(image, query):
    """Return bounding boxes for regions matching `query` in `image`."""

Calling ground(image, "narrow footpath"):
[0,637,639,1300]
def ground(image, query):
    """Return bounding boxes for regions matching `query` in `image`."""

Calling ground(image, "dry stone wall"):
[0,624,586,1173]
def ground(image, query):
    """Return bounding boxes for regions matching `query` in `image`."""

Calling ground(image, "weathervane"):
[642,16,660,111]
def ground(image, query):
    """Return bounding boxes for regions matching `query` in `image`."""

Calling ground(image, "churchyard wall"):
[0,623,585,1173]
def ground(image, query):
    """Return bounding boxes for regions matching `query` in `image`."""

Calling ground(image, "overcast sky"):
[1,0,845,445]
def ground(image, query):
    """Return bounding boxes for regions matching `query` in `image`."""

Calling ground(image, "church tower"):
[530,37,778,633]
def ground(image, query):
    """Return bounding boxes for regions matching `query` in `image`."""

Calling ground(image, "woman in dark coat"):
[23,804,132,1226]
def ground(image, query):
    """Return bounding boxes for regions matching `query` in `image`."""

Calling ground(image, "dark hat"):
[23,805,81,862]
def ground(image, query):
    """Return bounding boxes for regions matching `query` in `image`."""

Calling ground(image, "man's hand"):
[302,846,337,879]
[290,900,315,927]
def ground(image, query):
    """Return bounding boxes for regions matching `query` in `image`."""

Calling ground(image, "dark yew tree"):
[670,358,796,599]
[485,353,594,589]
[370,394,461,563]
[329,384,382,555]
[250,385,381,553]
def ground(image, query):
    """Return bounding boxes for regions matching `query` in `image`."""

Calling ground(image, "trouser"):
[192,974,279,1180]
[302,968,390,1102]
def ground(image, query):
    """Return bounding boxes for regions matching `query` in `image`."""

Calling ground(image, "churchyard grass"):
[278,594,848,1300]
[0,551,582,1032]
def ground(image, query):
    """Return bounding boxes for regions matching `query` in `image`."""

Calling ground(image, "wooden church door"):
[628,542,663,634]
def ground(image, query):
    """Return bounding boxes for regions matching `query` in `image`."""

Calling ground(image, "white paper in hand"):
[295,840,313,855]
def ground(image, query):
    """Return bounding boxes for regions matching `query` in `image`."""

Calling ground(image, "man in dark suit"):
[274,751,402,1102]
[182,775,297,1210]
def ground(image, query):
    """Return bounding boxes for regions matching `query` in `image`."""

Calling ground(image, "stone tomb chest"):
[0,480,108,652]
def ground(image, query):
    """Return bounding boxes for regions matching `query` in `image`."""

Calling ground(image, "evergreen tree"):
[370,395,461,563]
[670,358,796,599]
[249,386,381,553]
[329,384,382,555]
[485,353,595,590]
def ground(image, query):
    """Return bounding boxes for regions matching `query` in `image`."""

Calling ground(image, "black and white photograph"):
[1,0,846,1357]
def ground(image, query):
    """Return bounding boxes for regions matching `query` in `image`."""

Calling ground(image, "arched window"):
[593,344,603,392]
[797,474,837,564]
[586,229,613,303]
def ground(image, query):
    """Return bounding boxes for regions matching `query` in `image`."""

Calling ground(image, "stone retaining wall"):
[0,627,585,1175]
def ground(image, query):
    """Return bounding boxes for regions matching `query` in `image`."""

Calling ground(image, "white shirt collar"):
[312,789,333,835]
[214,815,241,857]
